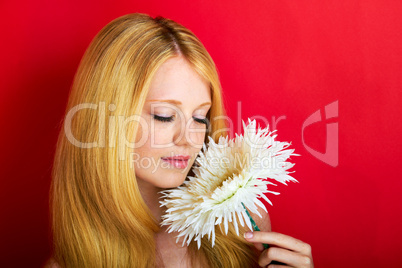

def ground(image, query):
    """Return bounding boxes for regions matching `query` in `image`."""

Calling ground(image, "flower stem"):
[241,202,269,249]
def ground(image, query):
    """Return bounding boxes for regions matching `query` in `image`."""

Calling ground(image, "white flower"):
[159,119,298,249]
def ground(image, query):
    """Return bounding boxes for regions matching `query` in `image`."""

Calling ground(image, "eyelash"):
[152,115,208,125]
[153,114,174,123]
[193,117,208,125]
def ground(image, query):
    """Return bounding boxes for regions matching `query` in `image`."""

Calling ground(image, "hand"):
[244,231,314,268]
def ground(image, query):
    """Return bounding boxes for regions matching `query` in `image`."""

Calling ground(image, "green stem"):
[241,202,269,249]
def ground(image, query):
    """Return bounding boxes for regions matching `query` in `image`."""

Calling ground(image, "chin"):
[153,170,188,189]
[155,179,186,189]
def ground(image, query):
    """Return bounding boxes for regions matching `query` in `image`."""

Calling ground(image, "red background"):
[1,1,401,267]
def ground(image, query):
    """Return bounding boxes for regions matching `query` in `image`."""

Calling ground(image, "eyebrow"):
[146,99,211,107]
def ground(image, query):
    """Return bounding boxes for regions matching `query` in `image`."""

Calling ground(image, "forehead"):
[146,56,211,103]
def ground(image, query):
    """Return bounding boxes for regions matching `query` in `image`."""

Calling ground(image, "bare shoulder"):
[43,258,61,268]
[249,203,272,232]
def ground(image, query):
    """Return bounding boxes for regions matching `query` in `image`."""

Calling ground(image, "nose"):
[173,116,204,148]
[173,116,190,147]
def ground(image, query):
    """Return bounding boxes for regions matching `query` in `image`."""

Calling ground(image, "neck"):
[136,178,165,224]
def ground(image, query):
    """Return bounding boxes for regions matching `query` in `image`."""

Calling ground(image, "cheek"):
[195,131,206,146]
[134,117,154,159]
[134,122,144,144]
[152,128,174,146]
[134,115,151,145]
[188,125,207,149]
[135,114,173,148]
[150,118,176,146]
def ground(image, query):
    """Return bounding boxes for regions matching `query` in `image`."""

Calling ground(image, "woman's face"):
[133,56,211,189]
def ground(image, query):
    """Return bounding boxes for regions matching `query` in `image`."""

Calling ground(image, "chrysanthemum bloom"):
[160,119,298,249]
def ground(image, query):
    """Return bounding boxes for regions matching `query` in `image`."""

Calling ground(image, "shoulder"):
[249,204,272,232]
[43,258,61,268]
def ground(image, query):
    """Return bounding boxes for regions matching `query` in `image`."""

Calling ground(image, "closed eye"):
[152,114,174,123]
[193,116,208,125]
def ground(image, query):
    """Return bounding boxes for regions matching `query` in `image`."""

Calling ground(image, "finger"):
[259,246,312,268]
[244,231,312,255]
[267,264,290,268]
[253,242,265,251]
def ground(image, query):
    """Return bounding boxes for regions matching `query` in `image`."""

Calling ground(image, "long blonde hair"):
[51,13,258,267]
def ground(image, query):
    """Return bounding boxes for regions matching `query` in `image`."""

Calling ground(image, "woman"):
[48,13,313,267]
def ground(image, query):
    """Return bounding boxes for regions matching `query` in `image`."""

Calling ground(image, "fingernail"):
[244,232,253,239]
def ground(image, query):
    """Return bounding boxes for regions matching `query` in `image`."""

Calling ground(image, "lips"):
[161,155,190,169]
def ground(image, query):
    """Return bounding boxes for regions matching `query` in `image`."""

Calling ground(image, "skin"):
[134,55,212,223]
[135,55,314,267]
[245,230,314,267]
[134,56,212,267]
[44,55,314,267]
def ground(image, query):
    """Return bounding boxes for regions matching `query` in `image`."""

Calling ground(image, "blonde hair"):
[51,13,258,267]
